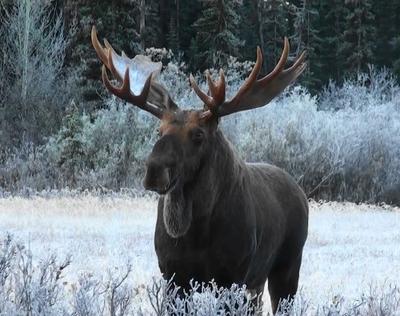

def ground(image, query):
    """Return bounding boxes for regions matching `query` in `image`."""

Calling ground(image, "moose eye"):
[191,129,204,145]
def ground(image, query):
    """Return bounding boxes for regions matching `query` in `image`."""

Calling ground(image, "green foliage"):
[55,103,85,186]
[339,0,376,74]
[191,0,243,69]
[311,0,346,84]
[292,0,322,91]
[257,0,291,72]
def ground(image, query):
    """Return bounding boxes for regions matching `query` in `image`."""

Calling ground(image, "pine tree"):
[313,0,347,83]
[143,0,162,48]
[256,0,290,73]
[63,0,140,112]
[339,0,376,74]
[291,0,322,91]
[372,0,400,75]
[191,0,243,69]
[56,102,85,186]
[237,0,260,62]
[177,0,202,69]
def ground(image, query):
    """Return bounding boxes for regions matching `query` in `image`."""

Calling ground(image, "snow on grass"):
[0,196,399,314]
[0,195,160,287]
[301,201,400,307]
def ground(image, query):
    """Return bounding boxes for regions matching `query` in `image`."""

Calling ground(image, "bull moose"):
[92,26,309,313]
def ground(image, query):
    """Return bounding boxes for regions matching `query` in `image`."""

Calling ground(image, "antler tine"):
[189,68,226,115]
[206,69,226,107]
[282,50,307,75]
[102,65,163,118]
[189,74,214,107]
[228,46,263,107]
[91,26,123,81]
[92,26,174,118]
[259,37,289,84]
[91,26,109,67]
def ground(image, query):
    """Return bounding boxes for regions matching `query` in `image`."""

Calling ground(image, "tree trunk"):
[256,0,265,71]
[22,0,31,104]
[176,0,180,47]
[139,0,146,49]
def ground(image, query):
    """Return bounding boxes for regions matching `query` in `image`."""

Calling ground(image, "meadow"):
[0,193,399,315]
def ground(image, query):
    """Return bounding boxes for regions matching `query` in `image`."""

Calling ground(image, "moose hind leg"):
[267,255,302,314]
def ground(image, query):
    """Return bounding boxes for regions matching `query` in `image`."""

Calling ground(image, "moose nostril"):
[143,163,170,193]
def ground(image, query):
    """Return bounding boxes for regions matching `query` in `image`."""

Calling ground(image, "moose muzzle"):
[142,159,172,194]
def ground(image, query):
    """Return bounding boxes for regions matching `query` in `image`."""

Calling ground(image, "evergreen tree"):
[372,0,400,76]
[291,0,322,91]
[143,0,162,48]
[191,0,243,69]
[56,102,85,186]
[237,0,260,62]
[339,0,376,74]
[63,0,140,112]
[313,0,346,83]
[256,0,290,73]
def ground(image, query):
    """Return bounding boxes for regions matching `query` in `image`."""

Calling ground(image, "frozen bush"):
[0,234,71,315]
[1,235,400,315]
[221,72,400,204]
[145,278,260,315]
[71,265,136,316]
[1,61,399,205]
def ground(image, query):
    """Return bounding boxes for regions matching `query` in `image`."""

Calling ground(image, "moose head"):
[91,26,305,198]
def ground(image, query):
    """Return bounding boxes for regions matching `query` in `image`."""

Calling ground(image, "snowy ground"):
[0,195,399,313]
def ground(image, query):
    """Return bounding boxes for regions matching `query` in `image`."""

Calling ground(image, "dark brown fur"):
[143,110,309,313]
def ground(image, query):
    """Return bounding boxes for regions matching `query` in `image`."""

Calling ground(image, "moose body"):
[92,27,308,313]
[153,130,308,311]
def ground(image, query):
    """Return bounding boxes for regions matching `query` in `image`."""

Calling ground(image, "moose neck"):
[162,129,246,238]
[185,130,246,215]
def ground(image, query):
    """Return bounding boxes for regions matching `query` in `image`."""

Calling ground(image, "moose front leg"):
[159,256,210,292]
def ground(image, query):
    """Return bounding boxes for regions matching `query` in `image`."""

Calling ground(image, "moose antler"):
[91,26,177,118]
[190,38,306,119]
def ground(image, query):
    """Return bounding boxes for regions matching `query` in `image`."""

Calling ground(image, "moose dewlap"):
[92,26,308,313]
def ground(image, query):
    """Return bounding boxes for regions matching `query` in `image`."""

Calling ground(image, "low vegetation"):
[1,65,399,205]
[1,235,399,315]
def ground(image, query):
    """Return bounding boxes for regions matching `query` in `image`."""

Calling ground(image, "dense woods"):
[0,0,399,205]
[59,0,400,92]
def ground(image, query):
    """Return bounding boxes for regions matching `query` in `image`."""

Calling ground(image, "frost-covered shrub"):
[0,234,71,315]
[47,98,158,189]
[319,66,400,111]
[0,99,158,191]
[1,235,400,315]
[1,61,399,205]
[222,71,400,204]
[71,265,136,316]
[145,278,260,315]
